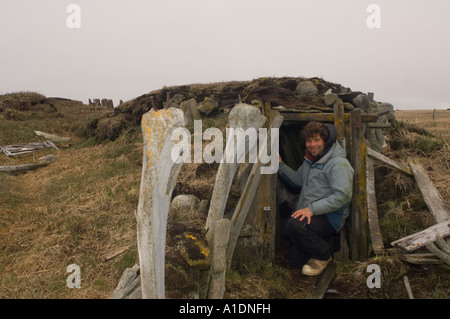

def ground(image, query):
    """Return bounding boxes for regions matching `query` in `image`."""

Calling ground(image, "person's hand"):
[278,153,282,163]
[291,208,313,224]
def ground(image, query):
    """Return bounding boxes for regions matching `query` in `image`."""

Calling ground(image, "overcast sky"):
[1,0,449,109]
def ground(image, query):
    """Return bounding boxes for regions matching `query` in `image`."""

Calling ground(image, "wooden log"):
[34,130,71,143]
[0,155,56,174]
[408,158,450,223]
[391,220,450,253]
[436,235,450,254]
[367,147,412,175]
[403,276,414,299]
[366,157,385,254]
[350,109,370,261]
[425,242,450,266]
[1,146,13,156]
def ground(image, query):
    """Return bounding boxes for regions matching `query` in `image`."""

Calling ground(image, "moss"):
[179,232,211,270]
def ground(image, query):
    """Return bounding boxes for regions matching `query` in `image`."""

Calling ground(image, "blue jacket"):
[278,130,354,231]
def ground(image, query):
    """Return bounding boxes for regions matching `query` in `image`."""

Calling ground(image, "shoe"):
[301,257,332,276]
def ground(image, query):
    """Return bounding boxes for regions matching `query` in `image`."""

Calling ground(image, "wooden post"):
[350,109,370,261]
[333,99,345,148]
[367,157,385,254]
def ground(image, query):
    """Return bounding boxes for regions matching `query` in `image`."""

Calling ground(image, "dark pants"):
[286,214,340,269]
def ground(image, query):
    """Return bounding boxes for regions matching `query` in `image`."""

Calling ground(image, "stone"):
[136,107,185,299]
[352,93,379,114]
[295,81,318,96]
[171,94,186,105]
[197,96,219,115]
[199,199,209,215]
[336,91,363,103]
[179,99,194,125]
[378,102,395,122]
[324,92,338,106]
[171,194,200,212]
[343,102,355,112]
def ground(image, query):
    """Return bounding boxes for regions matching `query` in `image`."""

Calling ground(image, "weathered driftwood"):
[136,108,185,299]
[350,109,370,261]
[306,263,337,299]
[1,140,59,157]
[34,130,71,143]
[409,158,450,224]
[391,220,450,253]
[425,241,450,266]
[403,276,414,299]
[0,154,56,174]
[109,264,141,299]
[225,114,283,269]
[101,246,129,263]
[366,157,385,255]
[367,147,412,175]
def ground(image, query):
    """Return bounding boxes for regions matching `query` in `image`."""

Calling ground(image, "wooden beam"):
[391,220,450,253]
[409,158,450,223]
[306,263,337,299]
[367,157,385,254]
[280,111,379,123]
[350,109,370,261]
[367,147,412,175]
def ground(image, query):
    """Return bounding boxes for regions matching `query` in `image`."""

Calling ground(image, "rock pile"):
[113,77,395,151]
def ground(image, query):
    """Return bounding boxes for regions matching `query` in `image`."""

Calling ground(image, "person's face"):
[305,134,325,157]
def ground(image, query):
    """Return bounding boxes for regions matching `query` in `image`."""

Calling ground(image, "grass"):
[1,96,449,299]
[0,99,141,298]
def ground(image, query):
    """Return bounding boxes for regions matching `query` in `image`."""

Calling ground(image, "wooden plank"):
[350,109,370,261]
[306,263,337,299]
[409,158,450,223]
[391,220,450,253]
[280,111,379,123]
[366,157,385,254]
[367,147,412,175]
[226,115,284,268]
[0,146,12,157]
[45,140,60,150]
